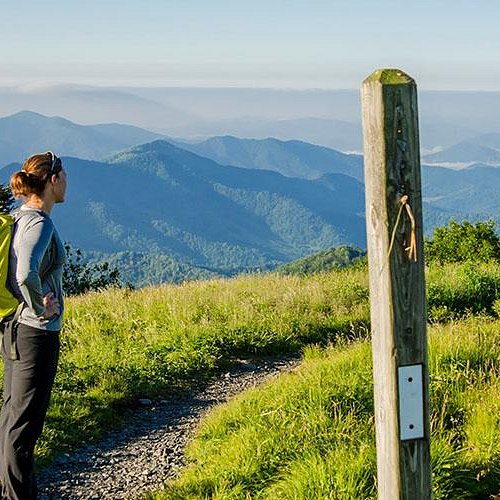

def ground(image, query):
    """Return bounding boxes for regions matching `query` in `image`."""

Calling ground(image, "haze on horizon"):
[1,0,499,91]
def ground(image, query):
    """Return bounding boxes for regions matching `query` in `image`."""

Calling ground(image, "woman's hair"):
[10,151,62,198]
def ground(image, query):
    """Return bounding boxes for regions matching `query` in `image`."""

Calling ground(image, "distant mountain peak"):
[0,111,167,165]
[4,110,47,120]
[120,139,182,156]
[424,140,500,164]
[175,135,364,181]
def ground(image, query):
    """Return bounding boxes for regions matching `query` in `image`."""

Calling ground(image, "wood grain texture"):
[361,69,432,500]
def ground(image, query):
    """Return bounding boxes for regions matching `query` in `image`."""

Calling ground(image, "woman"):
[0,152,67,499]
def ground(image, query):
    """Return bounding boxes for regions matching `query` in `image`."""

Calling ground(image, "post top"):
[363,69,414,85]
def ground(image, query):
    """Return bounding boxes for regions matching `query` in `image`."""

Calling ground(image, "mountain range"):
[424,142,500,164]
[422,164,500,215]
[423,133,500,165]
[2,111,500,286]
[174,135,363,180]
[4,86,500,152]
[0,112,362,180]
[1,139,366,285]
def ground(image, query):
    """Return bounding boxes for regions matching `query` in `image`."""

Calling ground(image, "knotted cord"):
[387,195,417,262]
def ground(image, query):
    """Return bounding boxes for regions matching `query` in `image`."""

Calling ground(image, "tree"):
[63,243,124,296]
[425,220,500,264]
[0,183,15,213]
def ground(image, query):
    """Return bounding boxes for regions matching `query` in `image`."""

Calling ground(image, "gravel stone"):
[38,356,300,499]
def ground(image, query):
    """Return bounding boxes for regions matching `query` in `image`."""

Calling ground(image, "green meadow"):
[1,260,499,497]
[149,317,500,499]
[35,267,371,462]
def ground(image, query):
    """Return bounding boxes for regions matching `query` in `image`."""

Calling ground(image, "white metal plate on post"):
[398,364,424,440]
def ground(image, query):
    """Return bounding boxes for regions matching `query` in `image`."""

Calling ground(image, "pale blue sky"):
[1,0,499,89]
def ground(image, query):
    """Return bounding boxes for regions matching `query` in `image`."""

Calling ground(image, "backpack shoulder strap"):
[0,213,18,319]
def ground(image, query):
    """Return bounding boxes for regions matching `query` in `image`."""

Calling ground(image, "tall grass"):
[429,318,500,497]
[151,317,500,499]
[35,269,370,462]
[1,260,499,475]
[427,262,500,321]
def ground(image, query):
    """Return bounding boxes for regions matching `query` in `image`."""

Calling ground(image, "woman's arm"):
[15,217,54,317]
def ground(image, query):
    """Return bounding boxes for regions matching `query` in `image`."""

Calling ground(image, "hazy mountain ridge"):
[4,87,500,152]
[424,142,500,164]
[0,85,193,131]
[166,117,363,152]
[0,111,166,164]
[0,112,364,181]
[422,164,500,215]
[423,132,500,165]
[3,111,500,285]
[174,136,363,180]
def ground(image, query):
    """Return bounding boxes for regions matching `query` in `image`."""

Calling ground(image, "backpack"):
[0,212,18,319]
[0,212,26,360]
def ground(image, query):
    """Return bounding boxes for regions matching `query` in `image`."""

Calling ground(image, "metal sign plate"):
[398,364,424,440]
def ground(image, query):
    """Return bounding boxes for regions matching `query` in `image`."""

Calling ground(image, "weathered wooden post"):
[361,69,432,499]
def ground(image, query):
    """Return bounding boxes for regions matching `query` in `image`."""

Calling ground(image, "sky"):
[1,0,500,90]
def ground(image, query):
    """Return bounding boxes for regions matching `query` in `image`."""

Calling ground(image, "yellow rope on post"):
[387,199,405,259]
[387,195,418,262]
[402,196,417,261]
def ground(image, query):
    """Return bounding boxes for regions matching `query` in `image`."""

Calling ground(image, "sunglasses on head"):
[47,151,62,175]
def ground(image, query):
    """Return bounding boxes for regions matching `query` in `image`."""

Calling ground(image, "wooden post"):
[361,69,432,499]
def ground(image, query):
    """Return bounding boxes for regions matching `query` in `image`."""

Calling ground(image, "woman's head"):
[10,152,66,203]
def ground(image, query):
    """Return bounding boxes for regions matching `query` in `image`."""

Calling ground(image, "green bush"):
[425,220,500,264]
[63,243,124,296]
[277,246,366,276]
[0,183,14,213]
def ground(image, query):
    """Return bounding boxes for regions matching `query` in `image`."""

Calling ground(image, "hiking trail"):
[38,356,300,499]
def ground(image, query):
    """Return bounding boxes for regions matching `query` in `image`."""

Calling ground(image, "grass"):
[427,261,500,321]
[429,318,500,497]
[34,268,370,463]
[1,259,499,493]
[150,317,500,499]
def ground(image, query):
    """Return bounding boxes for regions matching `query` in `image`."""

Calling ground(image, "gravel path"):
[38,356,300,499]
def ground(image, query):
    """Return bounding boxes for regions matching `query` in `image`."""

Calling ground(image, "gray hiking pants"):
[0,322,59,500]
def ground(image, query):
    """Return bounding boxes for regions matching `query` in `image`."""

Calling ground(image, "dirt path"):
[38,356,300,499]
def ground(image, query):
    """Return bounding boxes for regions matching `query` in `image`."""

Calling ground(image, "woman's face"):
[53,168,67,204]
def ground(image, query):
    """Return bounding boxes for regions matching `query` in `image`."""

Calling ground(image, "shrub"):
[425,220,500,264]
[0,183,14,213]
[63,243,124,296]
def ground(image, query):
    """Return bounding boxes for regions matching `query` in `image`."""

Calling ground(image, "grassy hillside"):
[31,268,370,463]
[0,261,497,498]
[144,262,500,499]
[150,317,500,499]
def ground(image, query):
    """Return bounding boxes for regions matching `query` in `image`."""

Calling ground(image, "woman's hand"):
[41,292,61,319]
